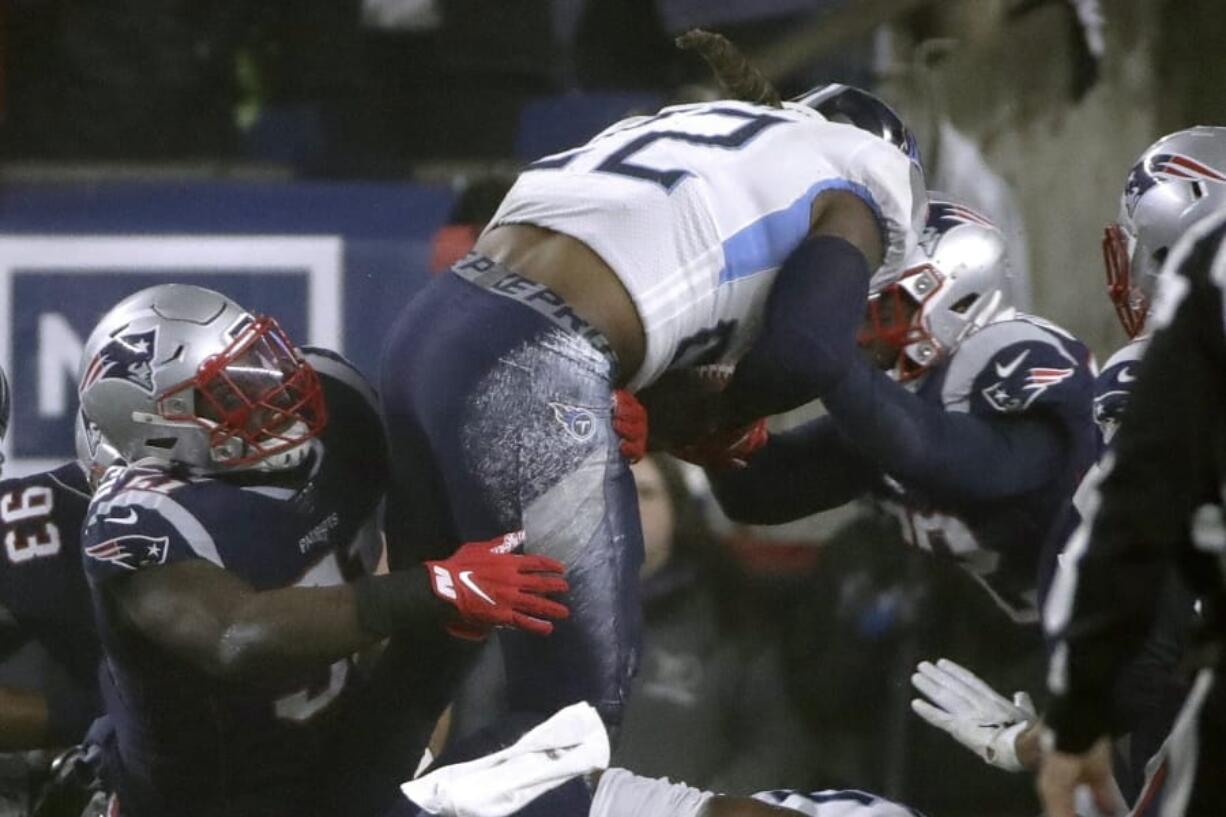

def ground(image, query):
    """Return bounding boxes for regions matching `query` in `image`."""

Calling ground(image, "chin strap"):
[210,423,317,473]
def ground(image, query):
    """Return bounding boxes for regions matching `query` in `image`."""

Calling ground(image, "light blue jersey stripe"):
[718,179,884,285]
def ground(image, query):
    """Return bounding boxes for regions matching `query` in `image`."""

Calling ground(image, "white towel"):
[401,702,610,817]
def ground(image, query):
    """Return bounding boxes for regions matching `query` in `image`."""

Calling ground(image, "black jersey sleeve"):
[1045,221,1226,752]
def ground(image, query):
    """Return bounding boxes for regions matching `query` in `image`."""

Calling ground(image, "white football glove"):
[910,658,1037,772]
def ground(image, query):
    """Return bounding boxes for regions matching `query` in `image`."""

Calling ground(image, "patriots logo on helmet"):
[1126,153,1226,215]
[548,402,596,442]
[80,328,158,395]
[1123,159,1157,216]
[919,202,994,254]
[85,533,170,571]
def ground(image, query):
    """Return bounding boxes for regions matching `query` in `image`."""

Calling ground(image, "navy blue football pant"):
[380,255,644,731]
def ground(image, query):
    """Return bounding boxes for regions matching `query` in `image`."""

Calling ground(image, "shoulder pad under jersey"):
[82,465,220,582]
[939,315,1094,417]
[1094,336,1150,446]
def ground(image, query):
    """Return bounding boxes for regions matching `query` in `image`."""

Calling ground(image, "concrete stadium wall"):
[882,0,1164,361]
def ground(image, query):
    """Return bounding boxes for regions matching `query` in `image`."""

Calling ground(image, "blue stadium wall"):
[0,180,456,474]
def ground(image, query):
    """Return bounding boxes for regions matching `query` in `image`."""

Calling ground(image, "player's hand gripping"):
[910,658,1037,772]
[425,532,570,638]
[612,390,648,463]
[671,418,769,471]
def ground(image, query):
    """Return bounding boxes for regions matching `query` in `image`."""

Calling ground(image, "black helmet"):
[793,83,923,174]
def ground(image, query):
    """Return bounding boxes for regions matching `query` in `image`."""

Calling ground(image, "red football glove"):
[671,418,769,471]
[424,531,570,637]
[612,389,648,463]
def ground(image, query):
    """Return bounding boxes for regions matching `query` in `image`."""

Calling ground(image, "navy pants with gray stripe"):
[380,259,644,729]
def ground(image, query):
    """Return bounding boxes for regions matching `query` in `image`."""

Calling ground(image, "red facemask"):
[159,316,327,467]
[857,269,934,381]
[1103,223,1147,338]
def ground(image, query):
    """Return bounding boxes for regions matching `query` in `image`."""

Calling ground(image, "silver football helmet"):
[77,284,326,474]
[1105,126,1226,337]
[860,195,1010,381]
[74,409,123,487]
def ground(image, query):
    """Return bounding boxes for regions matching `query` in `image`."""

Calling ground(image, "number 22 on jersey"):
[528,105,789,192]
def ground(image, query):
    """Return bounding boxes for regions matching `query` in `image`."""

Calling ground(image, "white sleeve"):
[590,769,713,817]
[842,138,927,284]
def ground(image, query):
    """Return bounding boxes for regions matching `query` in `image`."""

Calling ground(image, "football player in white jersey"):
[402,703,924,817]
[378,30,927,794]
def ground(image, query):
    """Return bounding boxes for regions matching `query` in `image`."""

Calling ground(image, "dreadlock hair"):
[675,29,782,109]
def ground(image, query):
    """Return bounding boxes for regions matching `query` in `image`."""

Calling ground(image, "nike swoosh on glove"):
[425,532,570,637]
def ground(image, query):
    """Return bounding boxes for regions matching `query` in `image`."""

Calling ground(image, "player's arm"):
[107,559,382,683]
[104,536,569,684]
[818,353,1069,501]
[708,417,878,524]
[721,192,882,423]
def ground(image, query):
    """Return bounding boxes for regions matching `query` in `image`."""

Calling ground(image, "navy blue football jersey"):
[0,461,97,688]
[81,354,387,817]
[875,314,1097,623]
[1093,337,1148,450]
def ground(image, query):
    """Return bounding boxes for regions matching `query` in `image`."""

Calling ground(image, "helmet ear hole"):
[950,294,978,314]
[1153,247,1169,266]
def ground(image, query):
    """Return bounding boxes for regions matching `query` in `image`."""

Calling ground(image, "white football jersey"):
[489,100,925,390]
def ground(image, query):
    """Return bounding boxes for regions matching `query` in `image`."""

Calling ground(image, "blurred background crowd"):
[1,1,1223,815]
